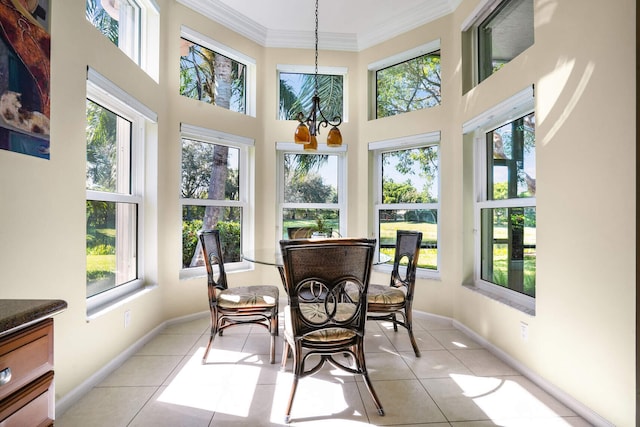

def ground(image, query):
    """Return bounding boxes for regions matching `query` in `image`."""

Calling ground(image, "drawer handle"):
[0,367,11,386]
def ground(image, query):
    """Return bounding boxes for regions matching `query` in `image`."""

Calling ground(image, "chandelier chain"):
[314,0,319,96]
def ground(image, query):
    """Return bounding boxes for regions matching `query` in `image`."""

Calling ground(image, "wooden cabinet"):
[0,319,55,426]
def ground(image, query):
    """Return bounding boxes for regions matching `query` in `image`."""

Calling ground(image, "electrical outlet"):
[520,321,528,341]
[124,310,131,328]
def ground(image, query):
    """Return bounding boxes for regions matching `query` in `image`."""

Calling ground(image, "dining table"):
[242,247,392,287]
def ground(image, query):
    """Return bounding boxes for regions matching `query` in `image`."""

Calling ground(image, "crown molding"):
[177,0,461,52]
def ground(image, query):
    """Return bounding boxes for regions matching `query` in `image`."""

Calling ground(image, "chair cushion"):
[284,304,356,342]
[217,285,278,308]
[366,284,406,305]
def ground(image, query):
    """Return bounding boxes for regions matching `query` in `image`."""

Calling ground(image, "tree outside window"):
[179,38,246,114]
[373,141,440,270]
[376,51,441,119]
[181,137,245,268]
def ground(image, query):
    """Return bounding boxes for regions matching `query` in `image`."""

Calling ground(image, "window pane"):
[376,51,441,118]
[86,200,137,297]
[480,207,536,297]
[478,0,534,82]
[86,100,132,194]
[86,0,140,61]
[487,112,535,199]
[283,208,339,239]
[379,209,437,270]
[382,146,439,203]
[279,73,343,121]
[182,205,242,268]
[284,153,338,203]
[181,139,240,201]
[179,38,246,113]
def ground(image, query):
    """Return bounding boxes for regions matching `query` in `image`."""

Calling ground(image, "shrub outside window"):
[375,51,441,118]
[180,126,252,271]
[478,112,536,298]
[370,134,440,271]
[477,0,534,83]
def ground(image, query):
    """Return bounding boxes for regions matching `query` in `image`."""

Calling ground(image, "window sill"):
[462,283,535,316]
[86,281,157,320]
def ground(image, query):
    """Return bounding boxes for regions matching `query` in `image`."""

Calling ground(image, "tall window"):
[369,41,441,120]
[180,125,252,272]
[85,0,159,80]
[464,86,536,309]
[85,69,156,307]
[479,113,536,296]
[370,133,440,271]
[180,27,256,116]
[277,143,346,240]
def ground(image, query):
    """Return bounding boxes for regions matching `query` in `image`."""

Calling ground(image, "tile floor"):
[56,310,592,426]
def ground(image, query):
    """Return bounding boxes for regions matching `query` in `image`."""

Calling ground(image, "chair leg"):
[405,308,420,357]
[281,340,290,371]
[202,315,219,364]
[356,341,384,416]
[284,377,298,424]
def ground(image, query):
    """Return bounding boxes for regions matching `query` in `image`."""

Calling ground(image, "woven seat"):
[367,230,423,357]
[279,238,384,423]
[199,230,279,364]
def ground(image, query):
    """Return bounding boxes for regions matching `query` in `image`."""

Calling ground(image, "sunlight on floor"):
[157,348,260,414]
[449,373,569,423]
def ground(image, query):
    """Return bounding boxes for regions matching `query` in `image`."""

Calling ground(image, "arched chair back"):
[199,230,279,364]
[279,237,384,423]
[367,230,423,356]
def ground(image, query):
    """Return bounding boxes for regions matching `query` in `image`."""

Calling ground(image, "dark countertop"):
[0,299,67,337]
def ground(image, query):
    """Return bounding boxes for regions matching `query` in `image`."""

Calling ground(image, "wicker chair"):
[367,230,423,356]
[199,230,279,364]
[279,238,384,423]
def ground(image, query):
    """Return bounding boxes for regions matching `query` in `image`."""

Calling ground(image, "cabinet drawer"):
[0,319,53,402]
[0,371,53,427]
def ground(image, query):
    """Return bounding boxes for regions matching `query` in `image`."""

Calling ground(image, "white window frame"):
[86,68,158,318]
[276,64,349,123]
[369,132,441,278]
[463,86,535,313]
[181,26,257,118]
[276,142,347,243]
[86,0,159,82]
[461,0,533,87]
[367,39,441,120]
[179,124,255,280]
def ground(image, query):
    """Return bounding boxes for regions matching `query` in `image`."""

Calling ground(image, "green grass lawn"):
[86,254,115,281]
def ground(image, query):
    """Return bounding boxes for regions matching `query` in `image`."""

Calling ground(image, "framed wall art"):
[0,0,50,159]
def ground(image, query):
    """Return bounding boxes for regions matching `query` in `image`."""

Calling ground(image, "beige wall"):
[0,0,633,425]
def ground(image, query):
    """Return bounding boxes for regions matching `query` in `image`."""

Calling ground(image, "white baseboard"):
[55,311,209,417]
[448,315,613,427]
[57,308,612,426]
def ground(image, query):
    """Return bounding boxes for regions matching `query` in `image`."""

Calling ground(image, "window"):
[277,65,347,122]
[180,27,257,117]
[180,124,253,275]
[464,86,535,311]
[86,68,157,314]
[370,133,440,272]
[462,0,533,87]
[368,41,441,120]
[277,143,346,240]
[85,0,160,80]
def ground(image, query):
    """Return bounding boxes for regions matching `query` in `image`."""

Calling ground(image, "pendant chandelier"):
[293,0,343,151]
